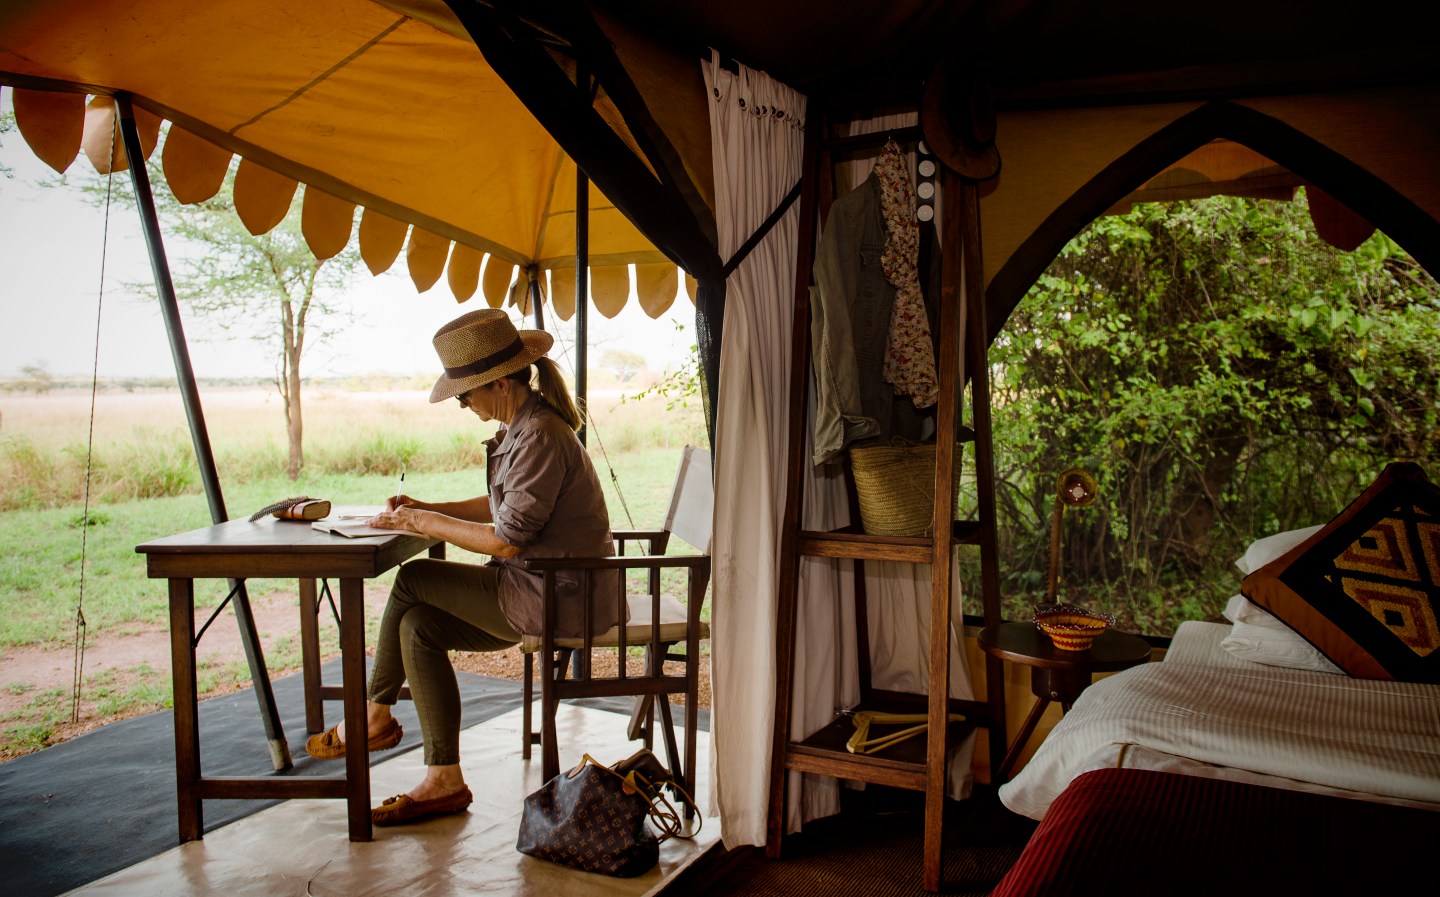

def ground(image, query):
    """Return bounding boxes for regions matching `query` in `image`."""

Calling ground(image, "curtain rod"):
[821,124,925,153]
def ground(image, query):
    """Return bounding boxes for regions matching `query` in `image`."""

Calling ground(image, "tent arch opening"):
[986,100,1440,337]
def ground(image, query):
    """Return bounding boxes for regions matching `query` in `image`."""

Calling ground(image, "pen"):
[395,467,405,506]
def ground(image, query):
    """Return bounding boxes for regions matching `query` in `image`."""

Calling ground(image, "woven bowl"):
[1034,604,1116,651]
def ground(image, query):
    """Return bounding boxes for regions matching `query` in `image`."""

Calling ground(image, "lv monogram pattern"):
[517,761,659,877]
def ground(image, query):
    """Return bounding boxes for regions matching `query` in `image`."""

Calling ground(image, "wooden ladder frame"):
[764,108,1008,892]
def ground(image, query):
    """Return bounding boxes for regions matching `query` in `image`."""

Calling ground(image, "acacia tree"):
[159,178,360,479]
[73,135,362,479]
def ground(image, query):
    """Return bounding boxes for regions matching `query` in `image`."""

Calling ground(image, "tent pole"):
[530,273,546,331]
[576,166,590,448]
[115,95,292,772]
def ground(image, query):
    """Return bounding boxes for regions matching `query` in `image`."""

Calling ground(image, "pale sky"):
[0,101,695,382]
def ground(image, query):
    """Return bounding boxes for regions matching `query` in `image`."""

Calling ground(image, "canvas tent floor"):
[10,673,714,897]
[61,703,715,896]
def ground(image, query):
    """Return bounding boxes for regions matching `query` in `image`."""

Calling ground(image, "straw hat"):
[428,309,554,403]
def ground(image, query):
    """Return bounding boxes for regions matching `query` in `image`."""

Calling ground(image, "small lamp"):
[1044,468,1098,603]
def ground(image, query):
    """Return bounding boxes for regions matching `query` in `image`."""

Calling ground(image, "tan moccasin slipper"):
[372,787,474,827]
[304,717,403,760]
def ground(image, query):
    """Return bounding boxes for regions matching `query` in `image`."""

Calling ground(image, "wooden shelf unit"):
[764,112,1008,893]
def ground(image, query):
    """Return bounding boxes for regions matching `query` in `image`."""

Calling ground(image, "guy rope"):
[71,113,118,724]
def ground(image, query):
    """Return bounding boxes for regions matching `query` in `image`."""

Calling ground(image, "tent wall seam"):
[229,17,409,135]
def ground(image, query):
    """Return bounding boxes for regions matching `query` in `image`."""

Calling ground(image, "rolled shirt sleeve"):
[484,396,622,638]
[489,427,563,549]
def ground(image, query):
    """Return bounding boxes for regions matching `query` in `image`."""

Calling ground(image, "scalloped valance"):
[0,0,701,319]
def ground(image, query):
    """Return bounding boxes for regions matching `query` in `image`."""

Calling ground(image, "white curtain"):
[706,52,860,846]
[706,68,977,847]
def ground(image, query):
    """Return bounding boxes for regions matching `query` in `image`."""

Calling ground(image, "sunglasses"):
[455,383,492,408]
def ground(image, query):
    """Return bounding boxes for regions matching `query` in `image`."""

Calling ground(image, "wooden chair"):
[521,445,712,809]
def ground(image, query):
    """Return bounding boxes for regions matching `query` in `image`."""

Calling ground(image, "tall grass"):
[0,380,705,512]
[0,382,706,649]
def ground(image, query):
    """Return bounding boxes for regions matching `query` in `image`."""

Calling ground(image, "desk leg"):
[168,578,203,841]
[340,577,372,842]
[299,578,323,734]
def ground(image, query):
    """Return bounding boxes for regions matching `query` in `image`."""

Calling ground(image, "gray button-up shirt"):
[486,395,622,637]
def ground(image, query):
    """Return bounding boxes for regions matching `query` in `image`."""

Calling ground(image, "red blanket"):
[991,767,1440,896]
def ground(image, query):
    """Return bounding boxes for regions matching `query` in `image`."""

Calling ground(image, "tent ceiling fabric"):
[0,0,691,316]
[582,1,1440,260]
[4,0,1438,324]
[593,0,1437,103]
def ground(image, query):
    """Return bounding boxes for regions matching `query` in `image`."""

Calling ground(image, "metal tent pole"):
[530,273,546,330]
[116,95,292,771]
[569,163,591,683]
[575,167,590,447]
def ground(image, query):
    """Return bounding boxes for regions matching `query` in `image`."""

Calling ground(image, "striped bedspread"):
[991,768,1440,897]
[997,661,1440,820]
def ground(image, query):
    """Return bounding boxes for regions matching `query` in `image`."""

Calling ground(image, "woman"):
[304,308,622,827]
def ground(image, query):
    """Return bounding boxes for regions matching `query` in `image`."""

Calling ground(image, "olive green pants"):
[367,559,520,766]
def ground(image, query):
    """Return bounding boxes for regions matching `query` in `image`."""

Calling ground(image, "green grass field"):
[0,381,707,758]
[0,383,705,648]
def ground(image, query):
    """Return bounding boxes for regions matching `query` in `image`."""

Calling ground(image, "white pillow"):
[1233,524,1324,576]
[1220,594,1344,674]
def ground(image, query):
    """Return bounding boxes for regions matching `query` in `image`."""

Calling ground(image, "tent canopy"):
[0,0,716,319]
[4,1,1438,327]
[582,1,1440,329]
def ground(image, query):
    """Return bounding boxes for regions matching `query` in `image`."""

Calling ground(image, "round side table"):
[978,621,1152,783]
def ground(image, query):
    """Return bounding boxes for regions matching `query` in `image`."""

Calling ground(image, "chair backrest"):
[663,445,713,553]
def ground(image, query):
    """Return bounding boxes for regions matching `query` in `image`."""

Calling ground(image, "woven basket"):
[848,439,965,536]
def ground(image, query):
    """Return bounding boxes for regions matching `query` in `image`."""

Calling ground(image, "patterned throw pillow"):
[1241,462,1440,683]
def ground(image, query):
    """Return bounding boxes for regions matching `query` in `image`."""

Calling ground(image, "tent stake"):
[116,94,292,772]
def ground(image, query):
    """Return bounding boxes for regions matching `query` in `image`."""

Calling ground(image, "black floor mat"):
[0,662,697,897]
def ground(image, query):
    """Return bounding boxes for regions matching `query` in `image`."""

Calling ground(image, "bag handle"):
[574,753,704,842]
[627,769,702,841]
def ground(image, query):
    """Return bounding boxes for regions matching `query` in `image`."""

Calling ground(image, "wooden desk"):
[137,515,441,843]
[978,621,1152,783]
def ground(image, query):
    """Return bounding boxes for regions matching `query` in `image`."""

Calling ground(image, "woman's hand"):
[366,503,518,558]
[368,506,423,533]
[385,493,425,513]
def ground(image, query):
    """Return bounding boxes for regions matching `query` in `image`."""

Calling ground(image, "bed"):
[999,620,1440,819]
[992,462,1440,895]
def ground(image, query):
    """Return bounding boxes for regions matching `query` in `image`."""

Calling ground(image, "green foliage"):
[623,320,704,411]
[0,108,15,182]
[988,193,1439,632]
[67,509,112,529]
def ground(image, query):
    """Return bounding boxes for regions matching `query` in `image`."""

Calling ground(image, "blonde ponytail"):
[506,357,583,432]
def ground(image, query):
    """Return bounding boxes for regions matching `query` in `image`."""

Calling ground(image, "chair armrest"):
[612,529,671,554]
[611,529,669,541]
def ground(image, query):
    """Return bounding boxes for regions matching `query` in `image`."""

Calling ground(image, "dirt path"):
[0,586,710,763]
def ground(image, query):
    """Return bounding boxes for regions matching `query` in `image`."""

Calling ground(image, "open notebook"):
[311,506,423,538]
